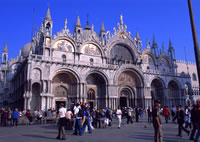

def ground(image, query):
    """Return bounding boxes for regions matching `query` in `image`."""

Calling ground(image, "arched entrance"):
[31,83,41,112]
[119,88,134,107]
[52,72,78,109]
[151,79,164,106]
[118,70,142,107]
[87,89,95,109]
[86,73,107,109]
[168,80,180,106]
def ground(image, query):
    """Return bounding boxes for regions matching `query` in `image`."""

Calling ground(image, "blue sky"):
[0,0,200,62]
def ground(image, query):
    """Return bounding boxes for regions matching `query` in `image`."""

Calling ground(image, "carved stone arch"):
[149,77,166,89]
[106,38,139,60]
[167,78,182,89]
[84,70,109,85]
[118,85,136,107]
[159,57,171,67]
[107,42,137,63]
[51,37,76,52]
[80,42,105,57]
[142,53,156,65]
[50,68,81,83]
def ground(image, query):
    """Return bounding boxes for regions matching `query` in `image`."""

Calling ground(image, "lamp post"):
[188,0,200,88]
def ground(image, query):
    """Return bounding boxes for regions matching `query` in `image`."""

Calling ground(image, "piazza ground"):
[0,117,190,142]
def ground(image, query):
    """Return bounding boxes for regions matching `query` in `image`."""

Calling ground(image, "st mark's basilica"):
[0,8,199,111]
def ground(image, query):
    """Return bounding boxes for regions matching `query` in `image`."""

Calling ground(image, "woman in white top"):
[56,103,67,140]
[116,106,122,128]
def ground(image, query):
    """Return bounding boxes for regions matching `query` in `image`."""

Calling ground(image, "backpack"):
[77,109,84,118]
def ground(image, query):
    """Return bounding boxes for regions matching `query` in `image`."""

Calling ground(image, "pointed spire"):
[3,42,8,53]
[162,43,165,52]
[84,15,91,30]
[100,21,105,33]
[45,7,52,21]
[152,35,158,49]
[76,16,81,27]
[136,32,140,40]
[169,39,173,50]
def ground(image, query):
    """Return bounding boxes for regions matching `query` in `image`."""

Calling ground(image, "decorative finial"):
[64,18,67,30]
[146,38,150,48]
[120,14,123,25]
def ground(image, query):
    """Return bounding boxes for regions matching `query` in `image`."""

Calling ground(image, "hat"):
[154,100,161,104]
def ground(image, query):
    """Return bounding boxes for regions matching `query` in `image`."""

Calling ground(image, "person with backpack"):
[73,103,82,136]
[80,107,92,135]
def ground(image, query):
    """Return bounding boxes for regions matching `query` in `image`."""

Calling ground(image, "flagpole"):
[188,0,200,88]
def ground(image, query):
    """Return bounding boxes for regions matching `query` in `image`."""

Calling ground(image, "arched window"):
[192,73,197,81]
[62,55,66,62]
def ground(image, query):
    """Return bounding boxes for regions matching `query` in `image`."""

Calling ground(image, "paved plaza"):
[0,117,191,142]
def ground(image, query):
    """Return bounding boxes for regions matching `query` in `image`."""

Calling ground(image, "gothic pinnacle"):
[45,7,52,21]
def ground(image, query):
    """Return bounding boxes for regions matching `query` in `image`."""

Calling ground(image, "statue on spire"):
[120,14,123,26]
[64,18,67,30]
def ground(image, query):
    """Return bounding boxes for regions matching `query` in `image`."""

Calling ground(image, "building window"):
[147,66,149,69]
[62,55,66,62]
[192,73,197,81]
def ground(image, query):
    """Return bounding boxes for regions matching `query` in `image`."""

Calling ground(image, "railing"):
[144,69,190,77]
[29,54,119,69]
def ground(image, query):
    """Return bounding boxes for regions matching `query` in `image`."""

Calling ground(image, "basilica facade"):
[0,8,199,111]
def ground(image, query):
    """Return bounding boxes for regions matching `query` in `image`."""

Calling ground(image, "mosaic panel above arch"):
[118,71,137,86]
[81,43,101,56]
[53,40,74,52]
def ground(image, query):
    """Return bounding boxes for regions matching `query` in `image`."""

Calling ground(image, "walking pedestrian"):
[13,108,19,127]
[190,104,197,140]
[116,106,122,129]
[152,100,163,142]
[176,105,190,137]
[56,103,67,140]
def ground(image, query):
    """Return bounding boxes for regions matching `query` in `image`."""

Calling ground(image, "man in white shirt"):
[56,103,67,140]
[116,106,122,128]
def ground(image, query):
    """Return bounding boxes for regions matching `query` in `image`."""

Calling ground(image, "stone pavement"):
[0,118,192,142]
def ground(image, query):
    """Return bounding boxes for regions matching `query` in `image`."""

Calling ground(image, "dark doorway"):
[120,97,127,107]
[56,101,66,110]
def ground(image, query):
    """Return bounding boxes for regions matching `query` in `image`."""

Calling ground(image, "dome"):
[21,43,31,57]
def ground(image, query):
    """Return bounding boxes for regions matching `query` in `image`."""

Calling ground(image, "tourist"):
[190,104,197,140]
[163,106,169,123]
[56,103,67,140]
[176,105,190,137]
[127,107,133,124]
[135,107,139,122]
[194,103,200,142]
[116,106,122,129]
[7,108,13,126]
[152,100,163,142]
[66,108,73,130]
[25,110,33,124]
[80,107,92,135]
[147,106,152,124]
[185,106,191,129]
[73,103,82,135]
[13,108,19,127]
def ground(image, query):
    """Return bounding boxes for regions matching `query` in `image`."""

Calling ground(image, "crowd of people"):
[1,102,200,142]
